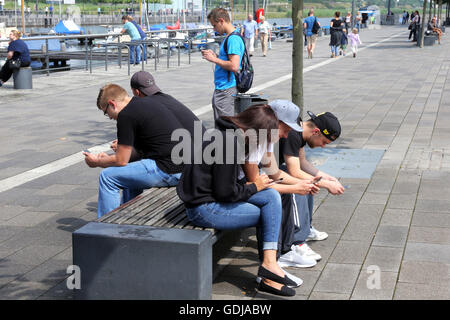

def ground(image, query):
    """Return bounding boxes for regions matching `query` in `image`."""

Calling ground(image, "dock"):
[0,25,449,300]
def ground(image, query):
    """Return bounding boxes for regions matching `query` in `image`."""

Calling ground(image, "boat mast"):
[21,0,25,33]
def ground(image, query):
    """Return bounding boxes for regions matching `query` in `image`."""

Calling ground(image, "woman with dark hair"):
[177,105,300,296]
[0,30,31,87]
[329,11,344,58]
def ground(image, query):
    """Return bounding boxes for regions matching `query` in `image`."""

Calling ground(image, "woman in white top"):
[258,16,271,57]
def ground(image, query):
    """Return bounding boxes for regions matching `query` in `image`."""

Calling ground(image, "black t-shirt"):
[278,130,306,166]
[117,93,200,174]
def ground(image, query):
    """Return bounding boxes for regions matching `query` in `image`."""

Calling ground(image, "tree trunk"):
[420,0,428,48]
[291,0,303,117]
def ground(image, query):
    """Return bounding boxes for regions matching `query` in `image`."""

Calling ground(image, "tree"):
[291,0,304,117]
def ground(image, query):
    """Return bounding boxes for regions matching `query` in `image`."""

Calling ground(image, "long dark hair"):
[223,104,279,155]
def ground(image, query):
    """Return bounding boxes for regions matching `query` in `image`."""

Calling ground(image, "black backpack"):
[311,17,320,34]
[223,31,254,93]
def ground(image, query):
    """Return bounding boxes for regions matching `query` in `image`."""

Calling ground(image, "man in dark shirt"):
[277,111,345,267]
[84,82,200,218]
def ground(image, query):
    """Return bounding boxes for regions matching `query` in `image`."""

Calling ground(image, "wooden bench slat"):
[99,188,166,223]
[145,204,185,227]
[131,196,183,225]
[111,188,177,224]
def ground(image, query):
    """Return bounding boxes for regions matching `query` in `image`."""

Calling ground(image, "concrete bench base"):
[424,35,437,46]
[13,67,32,89]
[73,222,214,300]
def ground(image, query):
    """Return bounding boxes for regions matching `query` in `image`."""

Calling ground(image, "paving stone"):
[351,271,397,300]
[394,282,450,300]
[398,261,450,284]
[386,194,417,210]
[309,292,350,300]
[407,226,450,245]
[411,211,450,228]
[313,263,361,294]
[2,211,60,227]
[372,225,409,248]
[363,246,403,272]
[380,208,413,227]
[403,242,450,264]
[5,245,67,267]
[328,240,371,265]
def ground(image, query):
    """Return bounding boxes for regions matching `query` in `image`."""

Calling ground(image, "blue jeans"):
[356,22,361,32]
[97,159,181,218]
[186,188,282,251]
[330,45,339,56]
[130,39,142,64]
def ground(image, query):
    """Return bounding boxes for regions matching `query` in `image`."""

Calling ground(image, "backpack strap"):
[223,30,245,82]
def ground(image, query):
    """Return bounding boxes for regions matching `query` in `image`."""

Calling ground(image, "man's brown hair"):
[207,8,230,23]
[96,84,128,110]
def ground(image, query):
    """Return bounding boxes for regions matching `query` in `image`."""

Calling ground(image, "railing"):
[0,27,214,76]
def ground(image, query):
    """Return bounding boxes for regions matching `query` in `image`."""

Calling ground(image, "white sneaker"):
[306,226,329,241]
[278,246,317,268]
[255,266,303,288]
[294,243,322,261]
[281,267,303,287]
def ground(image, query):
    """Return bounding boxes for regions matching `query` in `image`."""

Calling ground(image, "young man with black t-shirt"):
[277,111,345,268]
[84,83,201,218]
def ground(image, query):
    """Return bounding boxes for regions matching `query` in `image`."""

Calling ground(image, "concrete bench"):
[72,187,225,300]
[13,67,33,89]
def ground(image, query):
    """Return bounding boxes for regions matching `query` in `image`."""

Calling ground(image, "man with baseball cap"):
[130,70,161,97]
[84,76,201,218]
[276,110,345,269]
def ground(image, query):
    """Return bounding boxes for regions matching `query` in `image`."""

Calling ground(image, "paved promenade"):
[0,25,449,300]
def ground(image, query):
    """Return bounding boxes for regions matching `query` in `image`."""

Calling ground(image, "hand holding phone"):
[314,176,322,184]
[268,178,284,186]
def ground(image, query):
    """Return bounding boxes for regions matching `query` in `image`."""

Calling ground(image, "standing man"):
[303,9,320,59]
[258,16,271,57]
[241,14,258,57]
[202,8,245,121]
[85,81,201,218]
[277,111,345,267]
[120,15,142,65]
[128,16,147,61]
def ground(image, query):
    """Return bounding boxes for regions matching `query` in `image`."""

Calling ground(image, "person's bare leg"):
[261,249,285,289]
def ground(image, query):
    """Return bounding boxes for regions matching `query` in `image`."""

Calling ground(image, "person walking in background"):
[258,16,271,57]
[345,12,351,33]
[241,14,258,57]
[339,29,348,56]
[347,28,362,58]
[303,9,320,59]
[120,15,142,65]
[329,12,344,58]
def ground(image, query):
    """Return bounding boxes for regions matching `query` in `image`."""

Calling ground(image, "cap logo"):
[323,129,329,135]
[147,79,154,86]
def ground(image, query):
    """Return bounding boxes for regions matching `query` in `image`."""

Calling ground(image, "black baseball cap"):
[307,111,341,141]
[130,71,161,96]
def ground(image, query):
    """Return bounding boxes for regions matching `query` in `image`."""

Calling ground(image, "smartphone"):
[314,176,322,183]
[268,178,283,185]
[83,149,91,153]
[343,185,351,189]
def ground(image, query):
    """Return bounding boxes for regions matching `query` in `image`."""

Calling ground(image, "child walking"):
[347,28,362,58]
[339,29,348,56]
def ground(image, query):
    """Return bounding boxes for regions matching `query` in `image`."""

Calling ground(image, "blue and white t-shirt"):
[214,33,245,90]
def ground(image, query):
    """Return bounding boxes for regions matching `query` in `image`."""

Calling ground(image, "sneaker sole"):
[278,260,316,268]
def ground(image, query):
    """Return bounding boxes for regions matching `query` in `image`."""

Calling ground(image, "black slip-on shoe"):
[258,280,295,297]
[257,266,298,288]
